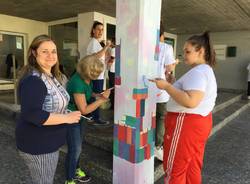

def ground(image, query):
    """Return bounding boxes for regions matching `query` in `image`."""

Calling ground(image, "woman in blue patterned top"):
[16,35,81,184]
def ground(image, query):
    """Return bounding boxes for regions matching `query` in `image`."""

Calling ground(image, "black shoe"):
[93,119,110,126]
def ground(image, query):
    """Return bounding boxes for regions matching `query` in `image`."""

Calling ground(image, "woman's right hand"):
[106,40,112,47]
[65,111,81,124]
[102,89,111,99]
[149,78,170,90]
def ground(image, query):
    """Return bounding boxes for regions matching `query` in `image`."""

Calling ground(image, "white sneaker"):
[154,146,163,161]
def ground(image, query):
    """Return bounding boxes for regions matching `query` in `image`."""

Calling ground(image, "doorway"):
[0,32,26,90]
[0,31,26,104]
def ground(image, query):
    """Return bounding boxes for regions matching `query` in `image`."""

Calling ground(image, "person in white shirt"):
[154,27,176,162]
[86,21,111,125]
[247,63,250,99]
[151,31,217,184]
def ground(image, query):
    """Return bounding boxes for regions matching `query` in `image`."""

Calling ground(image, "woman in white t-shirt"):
[151,32,217,184]
[86,21,111,125]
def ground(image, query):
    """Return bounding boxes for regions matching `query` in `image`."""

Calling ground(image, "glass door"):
[0,31,26,103]
[49,22,78,77]
[0,32,25,79]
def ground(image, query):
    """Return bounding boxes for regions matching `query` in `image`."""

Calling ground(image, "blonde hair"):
[77,55,104,80]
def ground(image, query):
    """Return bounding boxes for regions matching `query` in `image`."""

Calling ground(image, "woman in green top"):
[65,55,111,184]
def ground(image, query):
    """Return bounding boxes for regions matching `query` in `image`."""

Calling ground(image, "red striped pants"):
[163,112,212,184]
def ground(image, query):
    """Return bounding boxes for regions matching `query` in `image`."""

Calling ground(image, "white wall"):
[0,14,48,45]
[0,14,48,65]
[78,12,94,59]
[175,31,250,91]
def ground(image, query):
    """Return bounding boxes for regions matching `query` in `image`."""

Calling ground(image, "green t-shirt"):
[67,73,93,111]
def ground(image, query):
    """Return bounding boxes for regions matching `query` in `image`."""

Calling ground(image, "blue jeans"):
[65,120,85,180]
[91,79,104,120]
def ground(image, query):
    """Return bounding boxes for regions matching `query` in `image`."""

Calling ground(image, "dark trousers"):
[91,79,104,120]
[156,102,167,147]
[6,65,11,78]
[108,71,115,109]
[65,121,85,180]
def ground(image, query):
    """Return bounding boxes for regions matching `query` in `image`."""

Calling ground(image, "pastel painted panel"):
[115,44,121,77]
[140,100,145,117]
[132,93,148,100]
[113,138,119,156]
[129,144,135,163]
[118,125,126,141]
[136,100,141,118]
[125,115,140,129]
[147,128,154,146]
[114,124,118,137]
[144,144,151,160]
[126,126,133,144]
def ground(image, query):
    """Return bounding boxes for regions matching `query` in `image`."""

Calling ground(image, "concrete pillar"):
[113,0,162,183]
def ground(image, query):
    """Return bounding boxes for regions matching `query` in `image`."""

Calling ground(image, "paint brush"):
[66,109,93,121]
[100,87,115,94]
[148,78,164,82]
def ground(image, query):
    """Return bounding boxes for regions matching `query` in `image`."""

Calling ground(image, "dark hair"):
[90,21,104,37]
[18,34,62,82]
[160,21,165,37]
[186,31,216,67]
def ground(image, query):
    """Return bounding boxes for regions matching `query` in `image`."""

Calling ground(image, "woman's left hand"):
[165,72,175,84]
[149,78,170,90]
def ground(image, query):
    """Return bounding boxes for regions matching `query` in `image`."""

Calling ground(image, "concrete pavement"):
[156,107,250,184]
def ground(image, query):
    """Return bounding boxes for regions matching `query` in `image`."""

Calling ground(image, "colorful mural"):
[113,0,162,183]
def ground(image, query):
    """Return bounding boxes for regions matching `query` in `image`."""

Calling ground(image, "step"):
[211,100,249,137]
[213,93,243,113]
[202,107,250,184]
[85,123,113,153]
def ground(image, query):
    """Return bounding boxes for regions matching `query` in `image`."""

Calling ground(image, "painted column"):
[113,0,162,183]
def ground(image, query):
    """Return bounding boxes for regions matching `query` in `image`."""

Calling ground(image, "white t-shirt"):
[247,63,250,81]
[156,42,175,103]
[167,64,217,116]
[109,47,115,73]
[86,38,105,80]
